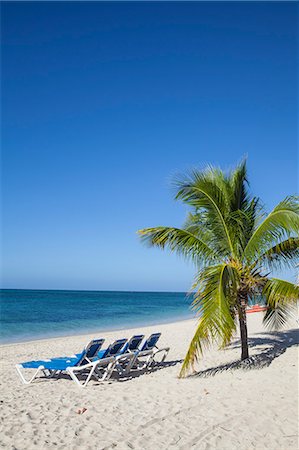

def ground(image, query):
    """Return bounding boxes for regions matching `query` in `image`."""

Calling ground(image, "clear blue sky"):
[1,2,298,291]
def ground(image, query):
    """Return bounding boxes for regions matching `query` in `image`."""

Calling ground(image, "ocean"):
[0,289,193,344]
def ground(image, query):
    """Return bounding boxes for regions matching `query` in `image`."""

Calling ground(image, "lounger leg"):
[93,364,113,381]
[67,368,82,387]
[48,369,59,378]
[152,347,170,365]
[146,354,154,369]
[67,368,86,387]
[102,360,117,380]
[124,353,138,373]
[116,353,135,376]
[125,358,134,373]
[93,366,103,379]
[160,347,170,363]
[16,365,44,385]
[81,366,97,387]
[67,364,99,388]
[146,347,170,370]
[160,348,170,363]
[69,361,116,386]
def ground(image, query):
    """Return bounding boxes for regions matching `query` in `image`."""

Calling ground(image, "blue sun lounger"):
[119,334,145,354]
[16,338,129,387]
[125,333,170,373]
[112,334,145,375]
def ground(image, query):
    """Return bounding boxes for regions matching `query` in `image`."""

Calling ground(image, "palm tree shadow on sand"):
[190,328,298,379]
[42,329,298,384]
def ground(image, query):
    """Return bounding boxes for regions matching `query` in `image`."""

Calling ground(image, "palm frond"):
[241,197,264,246]
[138,226,219,266]
[227,209,252,256]
[179,264,238,377]
[225,160,264,257]
[174,168,235,257]
[182,212,220,256]
[244,196,299,263]
[263,303,296,330]
[263,278,299,307]
[257,237,299,271]
[229,159,250,211]
[183,212,206,231]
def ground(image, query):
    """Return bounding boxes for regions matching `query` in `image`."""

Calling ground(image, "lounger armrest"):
[135,349,153,358]
[153,346,170,355]
[69,356,116,372]
[115,352,135,363]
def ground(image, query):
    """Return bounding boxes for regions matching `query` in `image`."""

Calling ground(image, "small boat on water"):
[246,304,268,314]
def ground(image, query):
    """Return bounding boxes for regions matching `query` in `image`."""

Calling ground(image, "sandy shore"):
[0,313,298,450]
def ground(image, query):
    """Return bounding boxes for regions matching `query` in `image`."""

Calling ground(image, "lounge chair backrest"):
[122,335,145,353]
[101,339,128,358]
[140,333,161,351]
[86,338,105,359]
[76,338,105,365]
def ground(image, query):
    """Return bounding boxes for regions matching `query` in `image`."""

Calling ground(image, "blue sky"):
[1,2,298,291]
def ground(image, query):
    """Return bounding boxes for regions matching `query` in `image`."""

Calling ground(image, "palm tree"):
[138,161,299,377]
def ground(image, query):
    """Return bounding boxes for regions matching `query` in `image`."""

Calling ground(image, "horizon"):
[0,287,188,294]
[1,2,298,291]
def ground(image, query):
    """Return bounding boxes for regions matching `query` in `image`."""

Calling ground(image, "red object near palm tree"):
[246,304,268,313]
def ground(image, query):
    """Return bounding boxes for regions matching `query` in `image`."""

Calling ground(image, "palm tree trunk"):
[238,296,249,360]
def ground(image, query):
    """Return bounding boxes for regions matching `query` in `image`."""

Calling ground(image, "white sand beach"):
[0,312,298,450]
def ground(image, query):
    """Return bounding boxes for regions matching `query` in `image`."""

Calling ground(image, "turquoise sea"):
[0,289,193,344]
